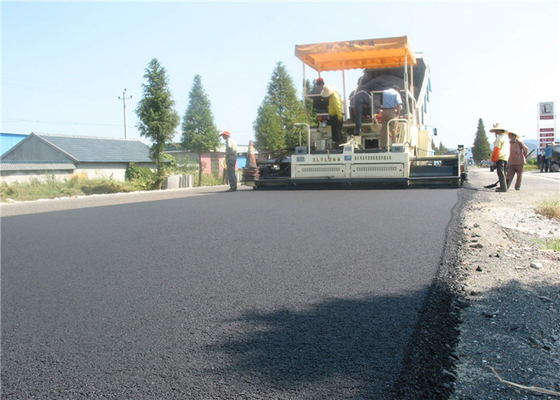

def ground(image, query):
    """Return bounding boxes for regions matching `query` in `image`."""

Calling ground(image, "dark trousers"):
[353,92,370,135]
[330,114,342,147]
[496,159,508,190]
[226,158,237,190]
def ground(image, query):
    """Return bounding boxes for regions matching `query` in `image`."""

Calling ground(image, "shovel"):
[484,181,499,189]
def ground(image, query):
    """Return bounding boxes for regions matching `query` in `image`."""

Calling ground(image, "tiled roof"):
[0,160,75,171]
[34,133,152,163]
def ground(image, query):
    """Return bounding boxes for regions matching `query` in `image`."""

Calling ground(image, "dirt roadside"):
[451,167,560,399]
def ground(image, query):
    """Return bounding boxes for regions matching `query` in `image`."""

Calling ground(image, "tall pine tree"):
[135,58,180,189]
[181,75,220,186]
[472,118,491,163]
[253,62,306,152]
[253,102,284,152]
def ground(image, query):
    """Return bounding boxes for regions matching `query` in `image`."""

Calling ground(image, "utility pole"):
[118,89,132,139]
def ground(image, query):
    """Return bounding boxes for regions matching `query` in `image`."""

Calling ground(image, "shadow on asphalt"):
[204,187,470,399]
[206,291,440,399]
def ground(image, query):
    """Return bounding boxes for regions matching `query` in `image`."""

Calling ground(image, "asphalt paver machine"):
[244,36,467,189]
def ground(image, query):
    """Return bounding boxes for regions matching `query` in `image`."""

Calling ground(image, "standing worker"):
[380,86,403,149]
[544,144,553,172]
[220,131,238,192]
[489,123,510,192]
[351,88,372,136]
[321,85,343,148]
[539,150,546,172]
[506,131,529,190]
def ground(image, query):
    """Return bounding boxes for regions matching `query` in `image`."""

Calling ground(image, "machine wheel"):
[551,163,560,172]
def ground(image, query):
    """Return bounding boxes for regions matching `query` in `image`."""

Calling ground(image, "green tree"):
[253,102,284,152]
[135,58,180,189]
[472,118,492,163]
[181,75,220,186]
[254,62,306,152]
[438,142,449,154]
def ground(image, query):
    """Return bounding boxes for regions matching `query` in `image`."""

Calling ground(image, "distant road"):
[2,186,460,398]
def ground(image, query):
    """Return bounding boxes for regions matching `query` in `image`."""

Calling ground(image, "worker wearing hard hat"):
[220,131,238,192]
[310,78,328,114]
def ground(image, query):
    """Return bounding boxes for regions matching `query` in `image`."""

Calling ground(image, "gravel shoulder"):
[451,168,560,399]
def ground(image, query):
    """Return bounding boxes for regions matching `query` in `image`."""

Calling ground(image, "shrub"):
[125,163,157,190]
[1,181,15,201]
[171,156,199,175]
[197,172,224,187]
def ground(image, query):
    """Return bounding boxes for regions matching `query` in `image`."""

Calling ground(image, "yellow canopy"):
[295,36,417,72]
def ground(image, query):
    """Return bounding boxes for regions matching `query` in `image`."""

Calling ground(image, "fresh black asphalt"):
[1,188,461,399]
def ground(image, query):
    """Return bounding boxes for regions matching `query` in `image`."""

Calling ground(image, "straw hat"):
[490,123,508,133]
[320,85,336,97]
[508,131,520,137]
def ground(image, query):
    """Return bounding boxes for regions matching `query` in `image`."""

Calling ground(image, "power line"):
[2,118,122,128]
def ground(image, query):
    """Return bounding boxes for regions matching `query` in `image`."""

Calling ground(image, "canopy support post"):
[342,70,348,121]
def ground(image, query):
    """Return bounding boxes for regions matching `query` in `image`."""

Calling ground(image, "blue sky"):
[2,1,559,150]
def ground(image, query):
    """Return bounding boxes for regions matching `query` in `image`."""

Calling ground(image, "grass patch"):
[1,171,230,202]
[1,176,83,202]
[535,198,560,221]
[80,177,137,195]
[535,238,560,252]
[524,163,539,171]
[2,175,136,202]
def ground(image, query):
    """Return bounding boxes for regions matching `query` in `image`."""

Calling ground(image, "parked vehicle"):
[548,144,560,172]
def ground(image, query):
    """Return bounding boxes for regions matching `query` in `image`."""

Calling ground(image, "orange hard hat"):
[220,131,231,137]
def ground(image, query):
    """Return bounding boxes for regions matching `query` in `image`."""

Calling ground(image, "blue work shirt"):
[382,88,402,109]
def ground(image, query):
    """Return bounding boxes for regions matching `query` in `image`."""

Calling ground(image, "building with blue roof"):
[1,132,28,156]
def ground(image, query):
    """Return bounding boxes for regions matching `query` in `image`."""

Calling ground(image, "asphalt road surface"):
[1,187,461,399]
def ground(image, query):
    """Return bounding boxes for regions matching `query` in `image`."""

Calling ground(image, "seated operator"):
[309,78,329,114]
